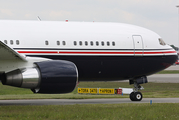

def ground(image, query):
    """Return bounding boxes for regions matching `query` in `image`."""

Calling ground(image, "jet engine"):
[1,60,78,94]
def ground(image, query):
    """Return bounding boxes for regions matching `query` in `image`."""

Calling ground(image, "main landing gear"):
[129,76,148,101]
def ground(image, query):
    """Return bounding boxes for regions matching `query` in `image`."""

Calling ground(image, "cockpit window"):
[159,38,166,46]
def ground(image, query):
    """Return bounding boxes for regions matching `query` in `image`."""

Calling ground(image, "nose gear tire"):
[130,92,143,101]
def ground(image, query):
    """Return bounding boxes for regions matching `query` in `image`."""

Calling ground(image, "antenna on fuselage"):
[37,16,41,21]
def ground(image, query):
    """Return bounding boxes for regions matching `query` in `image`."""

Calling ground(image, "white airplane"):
[0,20,177,101]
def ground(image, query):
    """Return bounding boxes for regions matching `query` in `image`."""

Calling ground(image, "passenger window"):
[10,40,13,45]
[4,40,7,44]
[74,41,77,46]
[16,40,20,45]
[90,41,93,46]
[62,41,66,45]
[57,41,60,45]
[107,41,110,46]
[45,41,49,45]
[101,41,104,46]
[112,41,115,46]
[79,41,82,46]
[96,41,99,46]
[85,41,88,46]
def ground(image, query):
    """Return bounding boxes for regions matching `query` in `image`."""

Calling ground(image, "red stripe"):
[18,51,58,54]
[58,52,134,54]
[143,51,176,54]
[17,50,176,55]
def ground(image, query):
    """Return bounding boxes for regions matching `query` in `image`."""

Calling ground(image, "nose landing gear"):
[129,76,148,101]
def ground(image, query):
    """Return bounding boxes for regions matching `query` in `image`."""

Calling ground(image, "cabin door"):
[132,35,144,56]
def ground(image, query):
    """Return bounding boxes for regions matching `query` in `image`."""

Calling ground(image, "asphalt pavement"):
[166,65,179,70]
[0,98,179,105]
[148,74,179,83]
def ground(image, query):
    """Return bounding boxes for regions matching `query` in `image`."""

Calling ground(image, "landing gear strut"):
[129,76,148,101]
[129,83,143,101]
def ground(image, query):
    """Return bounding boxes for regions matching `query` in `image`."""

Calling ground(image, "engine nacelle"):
[1,60,78,94]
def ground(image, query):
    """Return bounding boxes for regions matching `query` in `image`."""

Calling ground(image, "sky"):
[0,0,179,47]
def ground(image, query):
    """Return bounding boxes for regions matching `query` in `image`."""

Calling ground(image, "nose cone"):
[165,46,178,67]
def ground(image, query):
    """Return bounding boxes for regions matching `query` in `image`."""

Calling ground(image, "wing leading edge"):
[0,41,27,61]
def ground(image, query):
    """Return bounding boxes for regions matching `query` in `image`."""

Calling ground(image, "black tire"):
[129,92,135,101]
[130,92,143,101]
[134,92,143,101]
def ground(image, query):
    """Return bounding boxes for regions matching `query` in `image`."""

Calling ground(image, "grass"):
[157,70,179,74]
[0,104,179,120]
[1,82,179,99]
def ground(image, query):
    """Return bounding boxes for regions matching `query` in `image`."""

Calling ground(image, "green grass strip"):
[156,70,179,74]
[0,104,179,120]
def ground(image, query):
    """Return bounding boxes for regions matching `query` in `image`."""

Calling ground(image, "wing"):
[0,41,27,61]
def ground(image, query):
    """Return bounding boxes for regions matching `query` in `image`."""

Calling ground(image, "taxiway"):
[0,98,179,105]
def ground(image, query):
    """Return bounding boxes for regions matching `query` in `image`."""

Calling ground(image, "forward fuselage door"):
[132,35,144,56]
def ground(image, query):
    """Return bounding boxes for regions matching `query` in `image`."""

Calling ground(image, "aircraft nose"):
[169,47,178,65]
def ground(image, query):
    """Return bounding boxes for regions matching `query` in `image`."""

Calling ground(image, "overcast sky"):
[0,0,179,47]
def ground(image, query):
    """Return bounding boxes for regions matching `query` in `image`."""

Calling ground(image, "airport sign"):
[78,88,90,93]
[90,88,98,94]
[99,88,115,94]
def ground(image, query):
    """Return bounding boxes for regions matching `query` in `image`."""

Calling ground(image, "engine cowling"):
[1,60,78,94]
